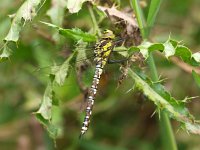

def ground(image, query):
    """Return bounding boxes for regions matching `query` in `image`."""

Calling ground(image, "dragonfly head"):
[101,29,115,39]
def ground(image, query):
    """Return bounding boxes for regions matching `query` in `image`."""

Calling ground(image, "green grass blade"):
[129,0,146,38]
[147,0,163,27]
[146,0,163,35]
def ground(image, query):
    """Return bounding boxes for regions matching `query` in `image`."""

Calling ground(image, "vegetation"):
[0,0,200,149]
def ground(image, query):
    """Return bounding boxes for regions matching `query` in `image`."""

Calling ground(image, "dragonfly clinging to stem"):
[79,29,127,138]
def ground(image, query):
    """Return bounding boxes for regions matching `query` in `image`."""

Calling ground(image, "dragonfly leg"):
[112,49,127,52]
[107,58,129,64]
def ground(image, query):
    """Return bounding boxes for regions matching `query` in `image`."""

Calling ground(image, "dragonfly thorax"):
[94,30,115,65]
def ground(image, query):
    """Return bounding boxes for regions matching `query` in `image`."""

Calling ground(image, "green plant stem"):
[130,0,177,149]
[130,0,146,39]
[148,54,177,150]
[88,4,101,36]
[160,111,178,150]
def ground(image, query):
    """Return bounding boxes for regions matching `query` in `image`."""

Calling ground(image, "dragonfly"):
[34,29,137,138]
[78,29,130,138]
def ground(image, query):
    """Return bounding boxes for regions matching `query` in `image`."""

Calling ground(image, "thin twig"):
[156,52,200,75]
[171,57,200,75]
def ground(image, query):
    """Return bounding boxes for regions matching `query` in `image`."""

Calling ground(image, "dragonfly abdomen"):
[80,29,115,138]
[80,63,103,136]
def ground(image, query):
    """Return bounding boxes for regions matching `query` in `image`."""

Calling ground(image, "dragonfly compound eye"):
[102,29,115,39]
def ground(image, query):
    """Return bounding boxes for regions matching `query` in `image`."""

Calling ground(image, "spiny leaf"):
[1,0,46,61]
[0,45,12,62]
[128,68,200,135]
[41,21,97,42]
[5,0,45,42]
[35,79,62,139]
[128,38,200,66]
[192,52,200,62]
[35,112,58,138]
[35,105,62,139]
[50,52,77,85]
[35,51,78,138]
[66,0,92,13]
[36,83,55,120]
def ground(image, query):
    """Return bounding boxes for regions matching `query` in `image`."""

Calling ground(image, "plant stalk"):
[130,0,177,149]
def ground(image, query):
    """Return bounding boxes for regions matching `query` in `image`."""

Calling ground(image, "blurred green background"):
[0,0,200,150]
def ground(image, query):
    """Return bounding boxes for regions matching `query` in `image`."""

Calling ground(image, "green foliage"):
[192,71,200,88]
[129,39,200,66]
[41,21,97,42]
[128,69,200,134]
[1,0,200,149]
[4,0,44,42]
[35,51,77,138]
[66,0,92,13]
[0,0,46,61]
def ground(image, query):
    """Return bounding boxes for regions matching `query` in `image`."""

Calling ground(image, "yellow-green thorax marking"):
[80,30,115,137]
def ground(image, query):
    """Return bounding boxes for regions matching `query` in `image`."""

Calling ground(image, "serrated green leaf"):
[36,83,54,120]
[138,41,152,59]
[51,52,77,85]
[35,51,78,139]
[0,45,12,62]
[192,52,200,62]
[35,104,62,139]
[35,113,58,138]
[66,0,92,13]
[192,70,200,88]
[41,21,96,42]
[148,43,164,52]
[1,0,46,62]
[128,69,200,135]
[59,28,96,42]
[35,80,62,139]
[175,45,192,63]
[163,40,175,58]
[4,0,45,42]
[128,38,200,66]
